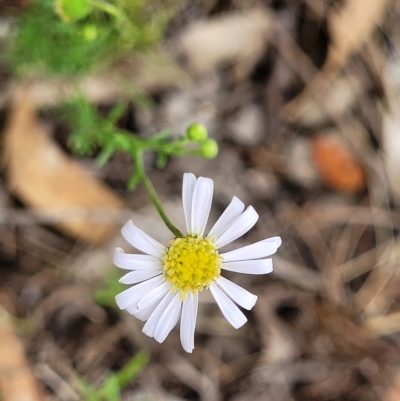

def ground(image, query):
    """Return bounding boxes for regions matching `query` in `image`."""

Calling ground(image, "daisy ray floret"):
[114,173,281,353]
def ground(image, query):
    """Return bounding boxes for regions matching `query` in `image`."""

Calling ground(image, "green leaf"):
[102,375,120,401]
[127,170,141,190]
[115,351,150,387]
[78,378,101,401]
[114,133,135,153]
[96,144,116,166]
[107,103,127,125]
[155,152,168,169]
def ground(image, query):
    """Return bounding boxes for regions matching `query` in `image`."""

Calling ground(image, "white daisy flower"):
[115,173,281,353]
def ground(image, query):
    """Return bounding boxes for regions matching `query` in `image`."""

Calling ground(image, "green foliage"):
[9,0,107,75]
[108,0,171,51]
[61,93,218,236]
[78,351,149,401]
[102,375,120,401]
[8,0,170,76]
[5,0,216,237]
[62,95,219,187]
[62,95,126,158]
[114,351,149,387]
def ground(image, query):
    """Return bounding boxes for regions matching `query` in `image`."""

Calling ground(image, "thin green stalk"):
[135,151,183,238]
[89,0,123,19]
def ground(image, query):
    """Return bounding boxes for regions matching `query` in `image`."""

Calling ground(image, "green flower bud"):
[186,122,208,142]
[55,0,91,22]
[82,24,98,41]
[201,139,218,159]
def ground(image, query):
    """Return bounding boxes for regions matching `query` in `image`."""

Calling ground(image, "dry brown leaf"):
[282,0,390,125]
[284,137,320,189]
[382,55,400,204]
[365,312,400,337]
[385,370,400,401]
[174,8,274,80]
[327,0,390,69]
[162,350,216,400]
[282,72,363,126]
[0,306,42,401]
[255,288,300,365]
[3,88,124,244]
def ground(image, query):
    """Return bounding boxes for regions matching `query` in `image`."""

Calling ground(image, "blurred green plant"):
[56,0,92,22]
[8,0,172,76]
[6,0,219,239]
[62,95,218,236]
[78,351,149,401]
[94,271,125,307]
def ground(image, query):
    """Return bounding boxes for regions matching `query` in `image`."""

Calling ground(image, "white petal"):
[153,293,182,343]
[215,206,259,249]
[182,173,197,233]
[115,275,165,310]
[121,220,165,257]
[216,277,257,310]
[222,259,273,275]
[193,293,198,332]
[221,237,282,262]
[209,283,247,329]
[170,304,182,330]
[137,281,171,310]
[128,301,158,321]
[113,248,161,270]
[142,292,175,337]
[208,196,245,239]
[191,177,214,236]
[119,269,162,284]
[180,292,198,353]
[273,236,282,248]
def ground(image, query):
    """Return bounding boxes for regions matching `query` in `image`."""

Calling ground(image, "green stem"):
[135,151,183,238]
[89,0,123,19]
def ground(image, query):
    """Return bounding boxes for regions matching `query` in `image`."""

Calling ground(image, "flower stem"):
[89,0,123,19]
[135,151,183,238]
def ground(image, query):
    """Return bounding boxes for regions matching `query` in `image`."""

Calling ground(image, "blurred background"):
[1,0,400,400]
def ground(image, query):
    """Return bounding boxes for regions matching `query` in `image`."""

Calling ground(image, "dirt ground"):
[2,1,400,400]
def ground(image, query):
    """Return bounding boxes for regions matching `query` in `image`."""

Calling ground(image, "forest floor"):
[2,1,400,400]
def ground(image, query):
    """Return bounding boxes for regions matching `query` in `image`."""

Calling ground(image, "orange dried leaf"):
[312,134,367,192]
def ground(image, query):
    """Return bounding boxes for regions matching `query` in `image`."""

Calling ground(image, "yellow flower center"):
[162,235,221,296]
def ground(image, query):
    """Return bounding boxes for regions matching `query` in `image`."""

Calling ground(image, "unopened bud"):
[82,24,98,41]
[186,123,208,142]
[201,139,218,159]
[55,0,91,22]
